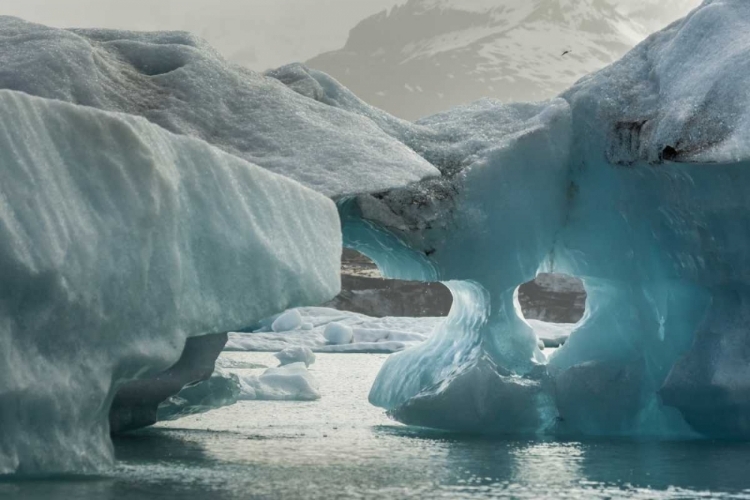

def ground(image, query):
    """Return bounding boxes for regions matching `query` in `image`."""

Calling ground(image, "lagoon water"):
[3,352,750,499]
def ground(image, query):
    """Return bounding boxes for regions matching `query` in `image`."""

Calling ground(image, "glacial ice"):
[0,89,341,473]
[2,0,749,481]
[111,332,229,433]
[225,307,443,354]
[158,360,323,420]
[275,347,316,367]
[0,17,439,198]
[238,363,321,401]
[324,323,354,345]
[360,0,750,439]
[272,310,304,333]
[526,320,575,349]
[157,366,242,422]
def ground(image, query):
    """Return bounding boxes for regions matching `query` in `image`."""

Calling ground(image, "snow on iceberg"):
[158,358,321,421]
[225,307,443,354]
[360,0,750,439]
[0,90,340,474]
[238,363,321,401]
[0,16,438,198]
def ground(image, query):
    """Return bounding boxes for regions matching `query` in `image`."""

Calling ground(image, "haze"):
[0,0,401,71]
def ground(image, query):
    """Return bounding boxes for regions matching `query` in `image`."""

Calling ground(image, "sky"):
[0,0,700,72]
[0,0,401,71]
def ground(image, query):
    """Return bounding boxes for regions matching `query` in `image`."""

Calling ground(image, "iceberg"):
[358,0,750,439]
[158,358,321,421]
[157,365,242,423]
[225,307,444,354]
[324,323,355,345]
[238,363,321,401]
[275,347,317,367]
[0,89,341,474]
[0,17,439,198]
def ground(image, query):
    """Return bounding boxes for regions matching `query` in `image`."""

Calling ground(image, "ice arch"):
[332,1,750,439]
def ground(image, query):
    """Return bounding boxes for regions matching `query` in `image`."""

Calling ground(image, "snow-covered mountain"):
[307,0,700,120]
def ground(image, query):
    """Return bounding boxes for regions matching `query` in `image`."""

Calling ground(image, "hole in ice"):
[330,249,452,318]
[516,273,587,350]
[335,250,588,336]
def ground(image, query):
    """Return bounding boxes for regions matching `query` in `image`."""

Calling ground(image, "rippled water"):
[4,352,750,499]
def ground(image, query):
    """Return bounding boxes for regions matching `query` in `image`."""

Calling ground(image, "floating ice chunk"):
[390,357,557,435]
[157,367,242,422]
[225,307,443,353]
[0,17,439,198]
[0,89,341,474]
[275,347,316,367]
[272,310,303,333]
[527,320,576,348]
[238,363,321,401]
[324,322,354,345]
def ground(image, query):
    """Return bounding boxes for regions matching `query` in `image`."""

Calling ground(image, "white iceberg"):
[225,307,443,354]
[0,16,439,198]
[324,322,354,345]
[0,89,340,474]
[238,363,321,401]
[274,347,316,367]
[272,310,304,333]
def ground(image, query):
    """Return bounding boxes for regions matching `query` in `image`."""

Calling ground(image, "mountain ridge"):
[308,0,700,120]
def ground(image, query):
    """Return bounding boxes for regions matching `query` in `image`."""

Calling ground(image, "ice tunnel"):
[336,0,750,440]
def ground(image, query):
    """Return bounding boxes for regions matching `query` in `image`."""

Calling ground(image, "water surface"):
[3,352,750,499]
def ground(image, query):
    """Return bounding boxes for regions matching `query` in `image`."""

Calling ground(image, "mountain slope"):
[307,0,699,120]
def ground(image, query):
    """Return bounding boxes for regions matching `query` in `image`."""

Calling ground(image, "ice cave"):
[2,0,750,487]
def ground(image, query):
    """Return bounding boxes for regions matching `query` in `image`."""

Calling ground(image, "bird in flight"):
[561,50,571,57]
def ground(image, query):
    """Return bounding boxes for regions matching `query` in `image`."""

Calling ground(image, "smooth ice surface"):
[275,347,316,367]
[324,323,354,345]
[272,310,303,333]
[0,16,439,198]
[0,90,341,474]
[363,0,750,439]
[225,307,443,353]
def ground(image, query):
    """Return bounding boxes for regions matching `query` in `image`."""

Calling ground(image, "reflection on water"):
[3,353,750,499]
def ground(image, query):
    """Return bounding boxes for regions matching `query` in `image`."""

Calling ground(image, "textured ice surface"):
[238,363,321,401]
[0,16,438,198]
[225,307,442,353]
[158,360,322,419]
[275,347,316,367]
[0,90,340,473]
[364,0,750,439]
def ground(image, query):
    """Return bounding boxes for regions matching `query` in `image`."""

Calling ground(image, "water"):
[3,352,750,499]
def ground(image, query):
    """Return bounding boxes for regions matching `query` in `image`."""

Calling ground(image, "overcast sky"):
[0,0,401,70]
[0,0,699,71]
